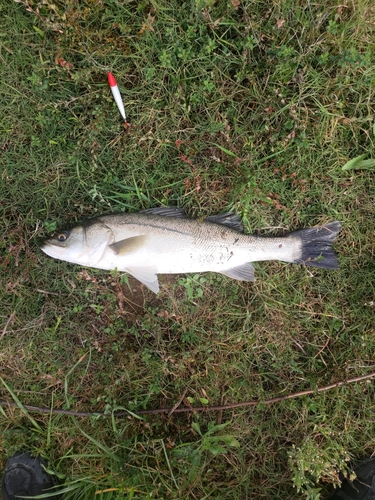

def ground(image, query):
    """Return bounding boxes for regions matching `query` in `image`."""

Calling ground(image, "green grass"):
[1,0,375,498]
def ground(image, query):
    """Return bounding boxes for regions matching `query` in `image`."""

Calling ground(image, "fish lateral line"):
[100,218,192,237]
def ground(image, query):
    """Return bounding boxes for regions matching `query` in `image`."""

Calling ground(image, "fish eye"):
[56,232,69,242]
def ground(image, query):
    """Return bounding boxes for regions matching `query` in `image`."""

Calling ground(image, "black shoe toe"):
[1,452,61,500]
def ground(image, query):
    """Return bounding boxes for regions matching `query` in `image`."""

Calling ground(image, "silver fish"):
[41,207,341,294]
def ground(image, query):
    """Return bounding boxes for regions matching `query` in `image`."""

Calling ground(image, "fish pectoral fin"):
[127,266,160,294]
[220,263,255,282]
[110,235,148,255]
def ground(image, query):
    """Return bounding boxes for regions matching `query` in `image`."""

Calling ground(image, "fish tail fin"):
[291,221,341,269]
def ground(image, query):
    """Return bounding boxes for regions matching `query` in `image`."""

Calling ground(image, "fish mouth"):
[40,241,51,253]
[41,240,101,266]
[40,241,66,259]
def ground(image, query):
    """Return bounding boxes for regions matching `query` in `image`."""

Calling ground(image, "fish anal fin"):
[127,266,159,294]
[205,212,244,232]
[220,262,255,282]
[110,235,148,255]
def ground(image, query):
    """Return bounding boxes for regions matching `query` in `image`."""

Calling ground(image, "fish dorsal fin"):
[109,235,148,255]
[140,207,188,218]
[205,212,244,232]
[220,262,255,282]
[126,266,160,294]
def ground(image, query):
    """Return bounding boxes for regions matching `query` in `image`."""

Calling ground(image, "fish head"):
[41,220,114,267]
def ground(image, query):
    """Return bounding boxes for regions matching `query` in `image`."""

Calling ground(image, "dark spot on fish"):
[234,238,239,244]
[279,244,282,248]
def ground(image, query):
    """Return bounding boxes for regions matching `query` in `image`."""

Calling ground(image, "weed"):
[177,274,207,300]
[172,421,240,483]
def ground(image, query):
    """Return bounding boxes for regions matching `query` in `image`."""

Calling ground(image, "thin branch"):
[0,371,374,418]
[0,312,15,341]
[167,387,188,418]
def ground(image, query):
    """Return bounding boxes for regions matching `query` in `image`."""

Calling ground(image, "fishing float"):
[107,71,128,124]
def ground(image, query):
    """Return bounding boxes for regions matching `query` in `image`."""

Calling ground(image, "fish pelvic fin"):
[220,262,255,282]
[292,221,341,269]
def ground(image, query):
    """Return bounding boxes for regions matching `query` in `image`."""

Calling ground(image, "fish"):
[41,207,341,294]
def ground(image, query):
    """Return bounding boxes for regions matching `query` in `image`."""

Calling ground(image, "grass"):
[0,0,375,498]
